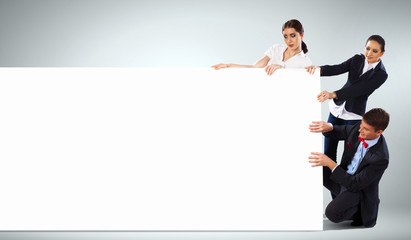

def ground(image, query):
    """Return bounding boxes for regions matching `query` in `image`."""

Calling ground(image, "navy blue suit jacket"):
[320,54,388,116]
[323,123,389,228]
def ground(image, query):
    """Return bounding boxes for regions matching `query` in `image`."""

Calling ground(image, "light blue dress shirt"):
[346,136,380,175]
[339,135,380,193]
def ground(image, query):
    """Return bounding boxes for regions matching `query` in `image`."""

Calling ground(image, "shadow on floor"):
[323,218,365,231]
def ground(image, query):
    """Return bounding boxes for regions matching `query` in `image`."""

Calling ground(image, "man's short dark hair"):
[363,108,390,132]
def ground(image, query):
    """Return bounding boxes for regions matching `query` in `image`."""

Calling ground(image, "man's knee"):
[325,204,344,223]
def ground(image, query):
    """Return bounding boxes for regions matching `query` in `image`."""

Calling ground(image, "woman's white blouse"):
[264,44,312,68]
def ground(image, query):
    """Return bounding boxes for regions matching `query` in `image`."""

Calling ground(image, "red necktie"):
[358,135,368,148]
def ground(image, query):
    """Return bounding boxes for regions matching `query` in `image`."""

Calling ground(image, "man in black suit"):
[308,108,390,228]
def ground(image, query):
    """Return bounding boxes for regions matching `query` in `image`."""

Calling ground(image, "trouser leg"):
[324,113,343,162]
[325,191,361,223]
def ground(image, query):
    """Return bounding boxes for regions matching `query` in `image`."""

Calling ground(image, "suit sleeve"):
[320,55,356,77]
[330,155,389,192]
[335,70,388,101]
[323,124,356,141]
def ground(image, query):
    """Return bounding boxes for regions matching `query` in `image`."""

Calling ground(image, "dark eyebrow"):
[366,46,380,51]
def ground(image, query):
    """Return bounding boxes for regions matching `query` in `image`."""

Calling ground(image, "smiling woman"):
[211,19,312,75]
[364,36,385,64]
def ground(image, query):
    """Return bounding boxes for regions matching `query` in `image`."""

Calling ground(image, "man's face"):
[358,120,383,140]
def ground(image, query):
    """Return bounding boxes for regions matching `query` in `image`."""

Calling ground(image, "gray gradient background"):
[0,0,410,239]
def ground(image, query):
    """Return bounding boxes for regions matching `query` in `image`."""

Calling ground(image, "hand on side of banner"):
[317,90,337,102]
[309,121,333,133]
[308,152,337,170]
[306,65,320,75]
[265,64,283,75]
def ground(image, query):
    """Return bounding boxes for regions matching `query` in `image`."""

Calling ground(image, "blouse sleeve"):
[264,44,285,66]
[264,45,275,59]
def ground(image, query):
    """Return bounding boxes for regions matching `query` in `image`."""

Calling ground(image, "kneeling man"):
[309,108,390,228]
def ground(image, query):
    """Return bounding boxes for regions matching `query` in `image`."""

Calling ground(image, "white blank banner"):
[0,68,322,231]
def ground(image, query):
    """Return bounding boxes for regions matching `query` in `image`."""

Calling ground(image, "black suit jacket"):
[323,123,389,228]
[320,54,388,116]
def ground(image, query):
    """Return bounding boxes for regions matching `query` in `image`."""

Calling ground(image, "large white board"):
[0,68,322,230]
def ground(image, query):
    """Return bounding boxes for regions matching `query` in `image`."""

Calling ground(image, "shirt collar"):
[282,44,306,57]
[296,50,305,57]
[364,59,380,70]
[363,135,380,149]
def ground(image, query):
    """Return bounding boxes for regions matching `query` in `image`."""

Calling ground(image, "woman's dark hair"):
[363,108,390,132]
[282,19,308,53]
[367,35,385,52]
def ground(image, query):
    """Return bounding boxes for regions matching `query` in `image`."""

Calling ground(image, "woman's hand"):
[306,65,320,75]
[265,64,283,75]
[211,63,230,70]
[317,90,336,102]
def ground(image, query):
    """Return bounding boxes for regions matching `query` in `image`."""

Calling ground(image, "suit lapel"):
[356,136,383,172]
[359,68,375,80]
[358,59,382,81]
[357,57,365,77]
[356,150,372,172]
[341,138,361,169]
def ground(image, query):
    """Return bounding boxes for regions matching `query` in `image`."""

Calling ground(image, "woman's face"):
[364,40,385,64]
[283,27,303,51]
